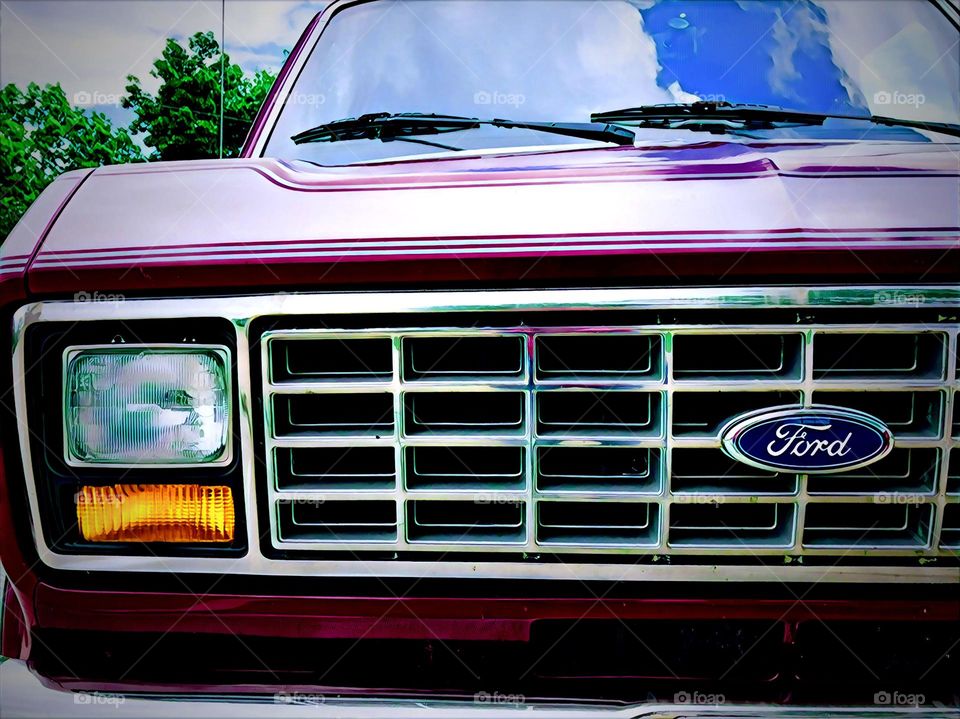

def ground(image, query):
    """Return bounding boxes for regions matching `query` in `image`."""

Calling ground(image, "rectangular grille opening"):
[669,503,795,547]
[270,338,392,382]
[278,500,397,542]
[672,391,802,437]
[407,500,525,543]
[403,392,525,435]
[405,446,525,490]
[803,503,933,548]
[536,391,662,436]
[671,449,797,495]
[274,447,396,491]
[673,333,802,381]
[941,505,959,549]
[535,334,662,381]
[806,448,939,495]
[537,502,658,546]
[536,447,661,493]
[403,336,524,381]
[273,393,394,437]
[813,332,946,380]
[813,391,944,438]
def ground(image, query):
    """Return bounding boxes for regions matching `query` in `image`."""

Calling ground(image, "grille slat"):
[277,500,398,543]
[537,447,661,493]
[536,391,662,436]
[408,500,526,544]
[813,333,946,380]
[803,503,934,549]
[262,324,958,562]
[404,335,525,381]
[538,501,659,546]
[668,504,796,548]
[271,337,393,382]
[404,391,525,435]
[673,333,803,381]
[673,391,802,436]
[273,393,395,437]
[275,447,396,491]
[406,446,525,490]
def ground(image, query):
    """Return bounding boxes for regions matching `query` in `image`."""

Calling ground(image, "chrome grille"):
[262,323,959,559]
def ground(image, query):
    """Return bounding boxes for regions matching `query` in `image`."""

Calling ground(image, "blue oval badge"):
[720,405,893,474]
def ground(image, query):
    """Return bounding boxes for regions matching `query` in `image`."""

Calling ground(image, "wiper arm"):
[292,112,636,147]
[591,101,960,138]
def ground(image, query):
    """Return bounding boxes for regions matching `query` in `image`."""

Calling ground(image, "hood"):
[25,139,960,295]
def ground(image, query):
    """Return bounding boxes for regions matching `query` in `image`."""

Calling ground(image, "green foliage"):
[1,31,277,240]
[0,82,143,239]
[123,31,275,161]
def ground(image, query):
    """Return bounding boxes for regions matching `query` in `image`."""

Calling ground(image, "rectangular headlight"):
[64,346,231,466]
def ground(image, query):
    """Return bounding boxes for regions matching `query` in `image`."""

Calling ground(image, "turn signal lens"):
[77,484,235,543]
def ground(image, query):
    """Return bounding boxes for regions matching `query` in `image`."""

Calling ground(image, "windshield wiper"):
[291,112,636,147]
[591,101,960,138]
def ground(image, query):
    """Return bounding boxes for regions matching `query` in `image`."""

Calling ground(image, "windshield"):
[264,0,960,164]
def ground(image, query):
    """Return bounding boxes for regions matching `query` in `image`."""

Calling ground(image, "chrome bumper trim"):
[2,660,958,719]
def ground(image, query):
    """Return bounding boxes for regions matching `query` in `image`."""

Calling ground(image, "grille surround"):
[261,323,958,559]
[13,286,960,581]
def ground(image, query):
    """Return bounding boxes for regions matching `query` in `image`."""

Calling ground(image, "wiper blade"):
[292,112,636,147]
[591,101,960,138]
[593,101,826,125]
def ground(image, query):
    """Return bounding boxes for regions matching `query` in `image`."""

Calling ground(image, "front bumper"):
[2,659,958,719]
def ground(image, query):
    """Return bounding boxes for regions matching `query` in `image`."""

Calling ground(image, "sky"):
[0,0,326,126]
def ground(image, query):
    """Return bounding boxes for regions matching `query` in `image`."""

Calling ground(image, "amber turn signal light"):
[77,484,234,543]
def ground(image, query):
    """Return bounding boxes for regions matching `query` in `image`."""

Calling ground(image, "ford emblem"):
[720,405,893,474]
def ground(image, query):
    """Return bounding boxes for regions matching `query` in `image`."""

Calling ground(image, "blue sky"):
[0,0,326,126]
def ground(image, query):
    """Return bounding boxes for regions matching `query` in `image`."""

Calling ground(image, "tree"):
[0,82,143,239]
[123,31,276,161]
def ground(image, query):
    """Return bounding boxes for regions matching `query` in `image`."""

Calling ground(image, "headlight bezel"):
[62,343,234,468]
[23,317,247,557]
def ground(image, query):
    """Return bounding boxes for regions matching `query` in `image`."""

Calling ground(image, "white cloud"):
[817,0,960,123]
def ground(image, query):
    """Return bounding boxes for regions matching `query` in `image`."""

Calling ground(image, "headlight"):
[64,346,231,466]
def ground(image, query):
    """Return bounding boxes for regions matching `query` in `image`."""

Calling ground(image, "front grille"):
[261,322,958,560]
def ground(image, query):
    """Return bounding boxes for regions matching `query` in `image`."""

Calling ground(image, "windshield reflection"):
[265,0,960,164]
